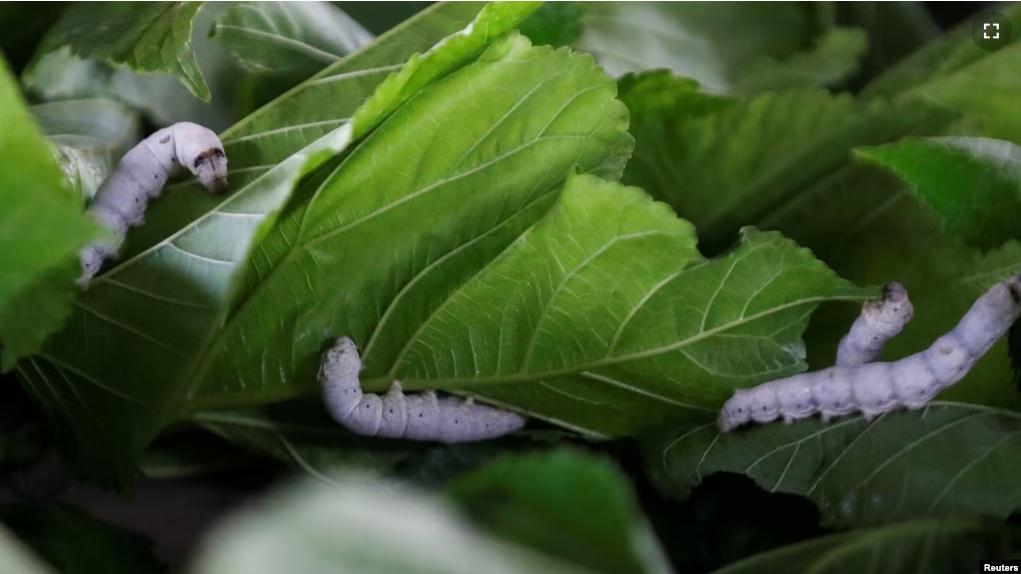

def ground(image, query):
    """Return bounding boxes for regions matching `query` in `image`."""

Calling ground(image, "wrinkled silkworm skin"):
[320,337,527,442]
[77,122,228,287]
[719,274,1021,432]
[836,282,913,367]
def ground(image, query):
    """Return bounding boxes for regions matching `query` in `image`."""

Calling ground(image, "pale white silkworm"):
[719,274,1021,432]
[78,122,228,287]
[319,337,527,442]
[836,282,913,367]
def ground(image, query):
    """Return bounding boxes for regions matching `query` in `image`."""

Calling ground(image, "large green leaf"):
[574,2,864,94]
[381,177,867,437]
[185,45,873,440]
[709,518,1021,574]
[187,473,598,574]
[39,2,211,101]
[645,402,1021,527]
[0,58,103,371]
[212,1,373,74]
[857,137,1021,250]
[0,502,165,574]
[18,3,543,489]
[181,35,635,413]
[448,449,673,574]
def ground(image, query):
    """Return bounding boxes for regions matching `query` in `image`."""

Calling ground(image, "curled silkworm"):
[319,336,527,442]
[78,122,228,287]
[719,273,1021,432]
[836,282,913,367]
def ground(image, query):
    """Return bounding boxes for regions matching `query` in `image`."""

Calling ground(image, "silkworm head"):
[193,148,228,193]
[172,122,228,193]
[719,390,752,432]
[320,336,362,380]
[78,245,104,287]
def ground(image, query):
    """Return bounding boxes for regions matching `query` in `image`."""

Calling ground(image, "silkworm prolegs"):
[719,274,1021,432]
[319,336,527,442]
[78,122,228,287]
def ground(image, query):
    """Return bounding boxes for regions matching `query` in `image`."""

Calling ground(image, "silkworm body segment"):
[320,337,527,442]
[78,122,228,286]
[719,274,1021,432]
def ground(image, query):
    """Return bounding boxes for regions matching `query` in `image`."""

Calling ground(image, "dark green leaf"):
[863,3,1021,99]
[575,2,861,94]
[0,3,66,75]
[857,137,1021,250]
[863,5,1021,142]
[734,27,868,94]
[833,2,939,85]
[0,502,165,574]
[645,403,1021,527]
[335,1,435,36]
[448,449,673,574]
[709,518,1021,574]
[620,77,954,252]
[519,1,585,49]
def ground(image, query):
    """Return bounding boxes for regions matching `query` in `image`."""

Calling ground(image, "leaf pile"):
[5,2,1021,573]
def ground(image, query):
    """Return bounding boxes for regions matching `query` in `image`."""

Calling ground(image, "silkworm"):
[78,122,228,287]
[719,273,1021,432]
[319,336,527,442]
[836,282,913,367]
